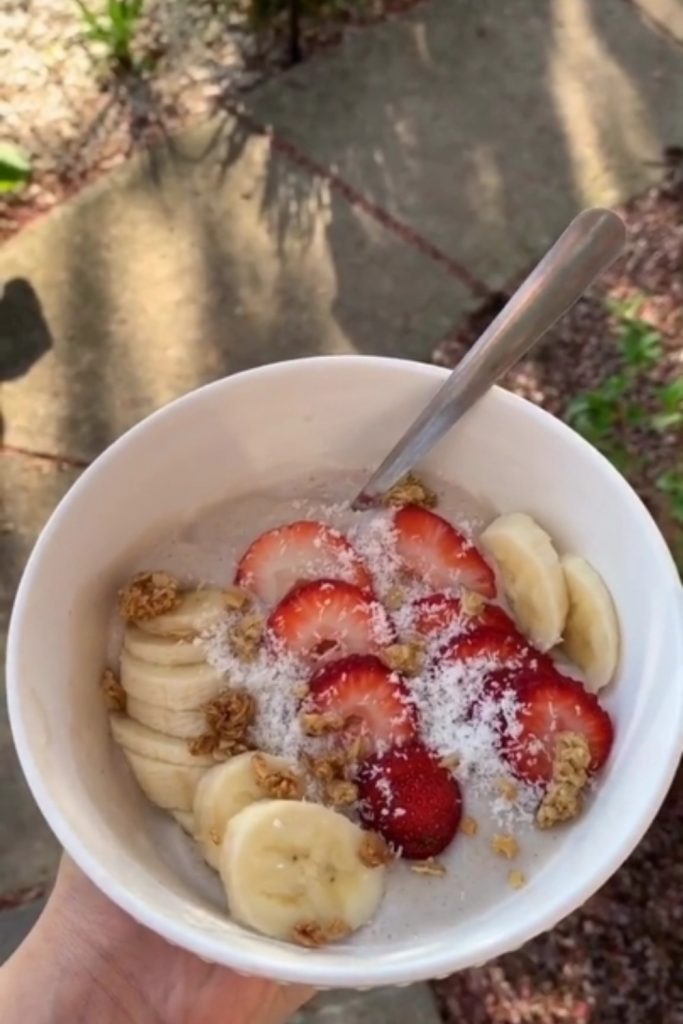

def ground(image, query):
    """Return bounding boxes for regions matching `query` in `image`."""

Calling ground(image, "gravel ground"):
[0,0,271,239]
[0,0,424,241]
[432,158,683,1024]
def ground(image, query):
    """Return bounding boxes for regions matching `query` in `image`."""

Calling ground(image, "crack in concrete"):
[226,103,495,300]
[628,0,683,48]
[0,884,47,912]
[2,443,91,470]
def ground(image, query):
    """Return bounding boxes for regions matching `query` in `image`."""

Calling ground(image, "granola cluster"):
[358,832,393,868]
[101,669,126,712]
[118,571,180,621]
[491,833,519,859]
[228,611,264,662]
[189,689,256,760]
[326,779,359,807]
[460,589,486,617]
[383,585,406,611]
[536,731,591,829]
[382,473,438,509]
[496,777,518,802]
[410,858,446,877]
[382,640,425,676]
[302,751,359,807]
[223,586,252,611]
[304,751,347,783]
[439,753,460,771]
[252,753,303,799]
[300,711,344,736]
[291,918,351,948]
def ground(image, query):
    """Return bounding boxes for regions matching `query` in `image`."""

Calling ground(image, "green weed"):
[0,142,31,194]
[75,0,144,71]
[566,295,683,572]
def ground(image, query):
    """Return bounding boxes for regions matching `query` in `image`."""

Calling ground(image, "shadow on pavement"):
[0,279,52,384]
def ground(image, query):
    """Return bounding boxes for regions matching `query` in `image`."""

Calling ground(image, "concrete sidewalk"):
[247,0,683,289]
[0,116,470,464]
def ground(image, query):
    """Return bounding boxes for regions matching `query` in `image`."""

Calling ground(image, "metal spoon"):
[352,208,626,509]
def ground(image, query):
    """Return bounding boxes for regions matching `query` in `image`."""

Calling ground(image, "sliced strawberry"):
[503,675,614,784]
[413,593,520,640]
[484,661,557,695]
[441,627,552,675]
[393,505,495,598]
[268,579,394,661]
[235,520,372,605]
[304,654,418,753]
[433,628,549,724]
[357,742,462,859]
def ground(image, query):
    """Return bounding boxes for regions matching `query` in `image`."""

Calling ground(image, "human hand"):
[0,855,314,1024]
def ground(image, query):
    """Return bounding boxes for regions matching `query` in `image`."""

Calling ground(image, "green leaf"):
[651,410,683,432]
[620,321,663,368]
[656,469,683,495]
[566,395,589,419]
[659,377,683,412]
[603,443,631,474]
[87,23,112,43]
[566,391,616,439]
[625,403,646,427]
[108,4,125,31]
[0,142,32,193]
[74,0,105,34]
[656,469,683,524]
[601,374,627,401]
[607,294,645,322]
[75,0,142,66]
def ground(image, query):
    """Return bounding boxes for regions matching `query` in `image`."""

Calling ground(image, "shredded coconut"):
[408,656,538,825]
[203,615,306,761]
[347,511,404,599]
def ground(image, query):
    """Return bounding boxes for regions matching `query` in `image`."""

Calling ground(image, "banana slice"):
[171,809,196,835]
[560,554,619,691]
[220,800,386,942]
[194,752,300,870]
[126,696,207,739]
[136,589,231,638]
[122,749,206,811]
[120,650,224,710]
[123,626,206,666]
[480,512,568,650]
[109,713,214,766]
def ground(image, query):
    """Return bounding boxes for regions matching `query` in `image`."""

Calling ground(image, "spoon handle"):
[353,208,626,507]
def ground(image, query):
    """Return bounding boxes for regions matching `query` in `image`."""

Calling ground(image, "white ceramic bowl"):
[8,356,683,988]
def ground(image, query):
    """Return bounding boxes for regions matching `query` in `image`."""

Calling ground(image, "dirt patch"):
[0,0,427,243]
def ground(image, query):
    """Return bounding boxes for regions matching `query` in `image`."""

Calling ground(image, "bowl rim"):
[7,354,683,987]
